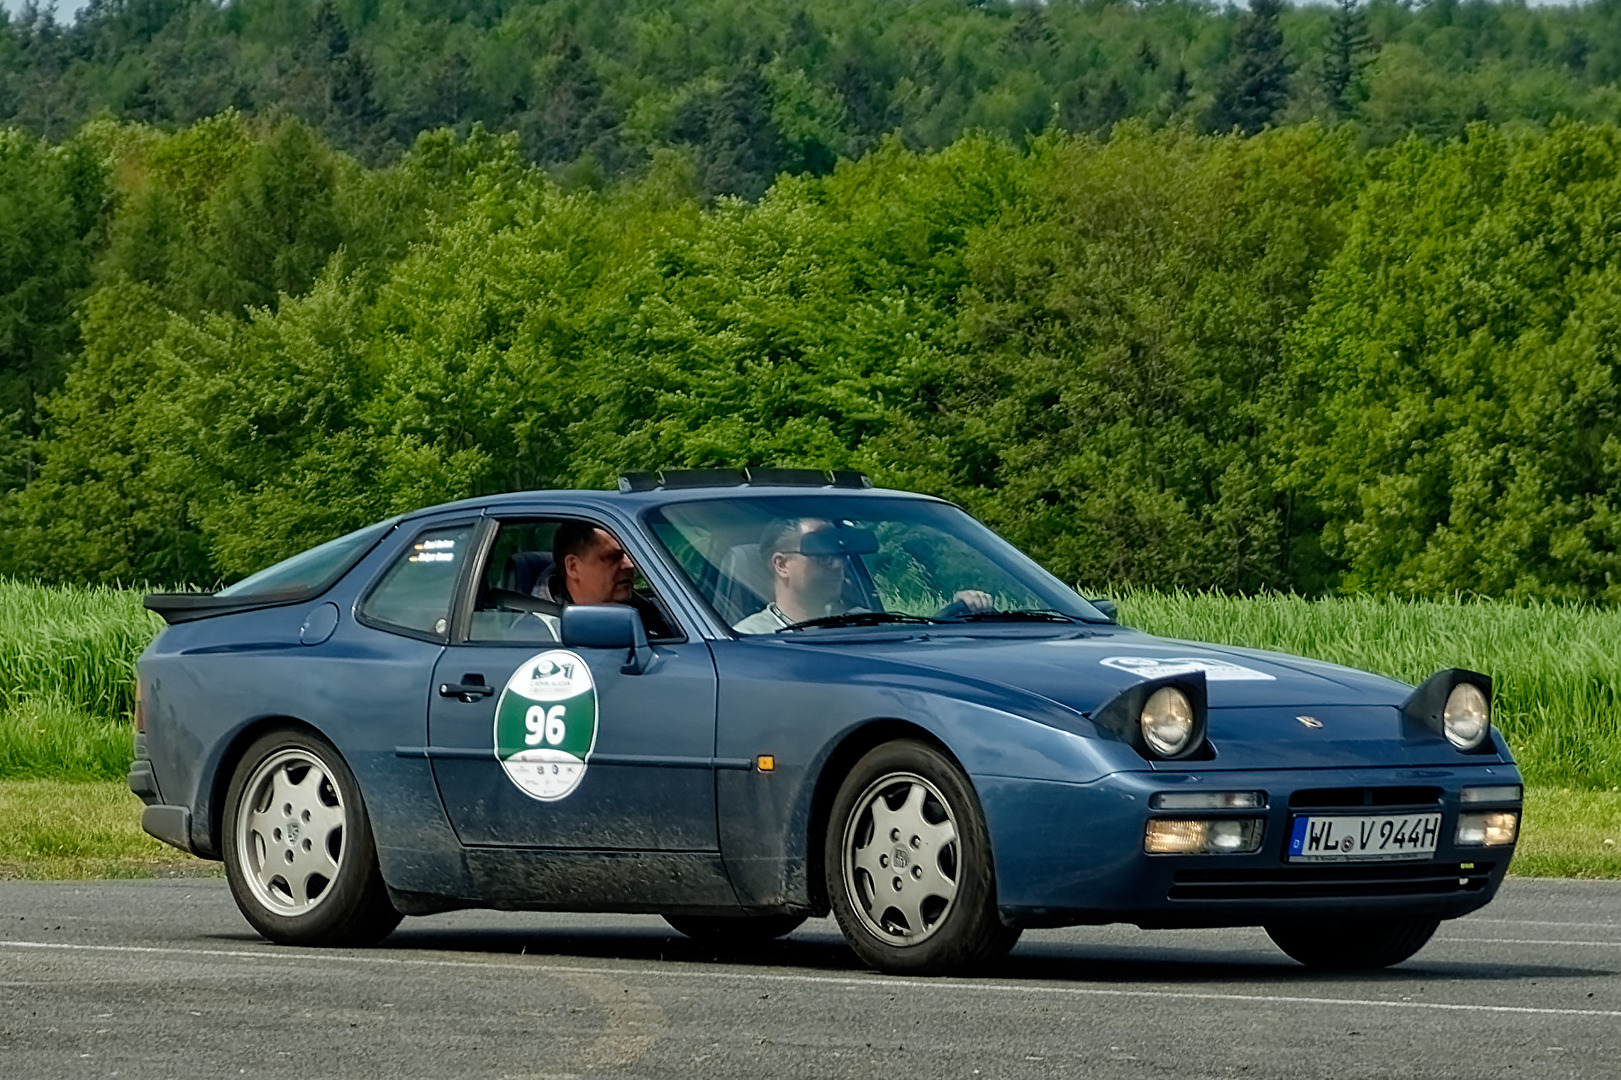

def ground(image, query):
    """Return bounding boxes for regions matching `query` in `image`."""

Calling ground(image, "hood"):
[841,631,1486,770]
[851,631,1411,711]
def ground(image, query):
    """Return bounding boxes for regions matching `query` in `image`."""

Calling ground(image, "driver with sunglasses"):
[732,517,993,633]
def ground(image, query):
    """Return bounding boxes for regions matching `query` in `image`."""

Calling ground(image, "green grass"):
[0,579,163,715]
[1515,787,1621,878]
[0,780,219,879]
[0,693,134,780]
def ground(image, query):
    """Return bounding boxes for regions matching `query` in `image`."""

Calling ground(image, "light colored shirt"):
[733,602,869,634]
[733,603,790,634]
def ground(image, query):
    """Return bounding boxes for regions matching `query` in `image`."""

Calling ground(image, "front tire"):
[824,739,1020,975]
[1265,916,1440,969]
[222,729,402,947]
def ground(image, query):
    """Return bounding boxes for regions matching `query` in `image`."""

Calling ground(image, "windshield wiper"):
[779,612,939,631]
[950,608,1078,623]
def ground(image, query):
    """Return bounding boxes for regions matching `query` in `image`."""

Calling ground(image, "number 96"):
[524,705,566,746]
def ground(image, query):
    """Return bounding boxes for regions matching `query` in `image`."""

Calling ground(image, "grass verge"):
[0,780,220,880]
[1514,787,1621,878]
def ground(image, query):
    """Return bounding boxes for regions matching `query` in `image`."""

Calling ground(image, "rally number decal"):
[493,650,598,801]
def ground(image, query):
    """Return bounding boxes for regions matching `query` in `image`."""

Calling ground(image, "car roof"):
[396,484,951,524]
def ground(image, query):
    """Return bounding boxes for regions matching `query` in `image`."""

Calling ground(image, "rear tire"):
[662,913,807,942]
[223,729,402,947]
[1265,916,1440,969]
[824,739,1020,975]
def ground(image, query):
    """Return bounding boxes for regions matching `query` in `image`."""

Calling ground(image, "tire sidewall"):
[222,728,390,946]
[824,739,1009,974]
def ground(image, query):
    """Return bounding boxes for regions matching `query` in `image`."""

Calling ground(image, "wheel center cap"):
[892,847,909,869]
[286,822,301,845]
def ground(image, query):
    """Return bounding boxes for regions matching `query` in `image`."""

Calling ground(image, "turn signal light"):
[1460,785,1521,804]
[1151,791,1265,811]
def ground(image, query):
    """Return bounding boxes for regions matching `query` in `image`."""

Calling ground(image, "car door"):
[427,513,722,854]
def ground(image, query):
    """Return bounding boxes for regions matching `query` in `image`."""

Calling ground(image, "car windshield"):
[646,495,1106,633]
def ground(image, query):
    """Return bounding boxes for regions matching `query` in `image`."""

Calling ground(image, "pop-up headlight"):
[1401,669,1493,753]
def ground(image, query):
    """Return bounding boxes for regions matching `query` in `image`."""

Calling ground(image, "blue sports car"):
[132,470,1522,974]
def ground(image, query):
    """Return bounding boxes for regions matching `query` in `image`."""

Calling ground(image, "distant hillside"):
[3,0,1619,197]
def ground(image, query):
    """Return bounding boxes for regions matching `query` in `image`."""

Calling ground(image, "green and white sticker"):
[493,650,598,801]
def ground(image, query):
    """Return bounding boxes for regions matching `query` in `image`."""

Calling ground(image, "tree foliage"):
[3,0,1621,199]
[5,111,1621,606]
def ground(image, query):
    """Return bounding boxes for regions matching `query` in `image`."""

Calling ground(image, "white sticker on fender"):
[1098,656,1276,682]
[493,650,599,801]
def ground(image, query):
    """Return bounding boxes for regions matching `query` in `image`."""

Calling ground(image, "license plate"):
[1287,813,1441,862]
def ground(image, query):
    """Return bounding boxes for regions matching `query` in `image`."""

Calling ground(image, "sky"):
[4,0,91,17]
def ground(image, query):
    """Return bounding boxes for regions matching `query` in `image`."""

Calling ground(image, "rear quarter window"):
[215,520,397,602]
[358,523,476,639]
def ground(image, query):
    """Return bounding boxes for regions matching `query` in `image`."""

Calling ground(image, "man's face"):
[565,528,636,605]
[771,522,845,609]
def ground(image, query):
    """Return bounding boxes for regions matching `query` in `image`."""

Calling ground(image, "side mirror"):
[1087,597,1119,622]
[560,604,652,675]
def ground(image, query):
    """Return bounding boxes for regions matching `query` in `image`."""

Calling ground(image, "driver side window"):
[468,517,681,643]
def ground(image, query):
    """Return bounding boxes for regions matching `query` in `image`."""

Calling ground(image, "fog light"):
[1460,785,1521,804]
[1152,791,1265,810]
[1145,818,1263,854]
[1456,811,1519,846]
[1146,820,1207,853]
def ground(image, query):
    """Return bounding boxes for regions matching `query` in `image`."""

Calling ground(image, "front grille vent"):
[1288,786,1443,809]
[1168,862,1494,902]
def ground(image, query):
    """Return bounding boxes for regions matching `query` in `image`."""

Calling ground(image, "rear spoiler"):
[144,591,307,625]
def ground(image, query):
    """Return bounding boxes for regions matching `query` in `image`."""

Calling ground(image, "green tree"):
[1207,0,1293,136]
[198,118,345,314]
[942,125,1352,592]
[0,129,105,489]
[1322,0,1374,118]
[1285,123,1621,602]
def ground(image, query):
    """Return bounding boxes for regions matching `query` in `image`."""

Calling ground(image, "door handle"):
[439,678,494,703]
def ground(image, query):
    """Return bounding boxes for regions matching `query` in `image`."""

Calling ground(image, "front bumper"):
[979,763,1521,929]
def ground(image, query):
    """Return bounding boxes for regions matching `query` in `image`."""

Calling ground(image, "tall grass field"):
[0,582,161,781]
[4,580,1621,787]
[3,579,1619,789]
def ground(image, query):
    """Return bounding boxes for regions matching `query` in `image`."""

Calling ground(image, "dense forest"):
[3,1,1620,602]
[4,0,1621,196]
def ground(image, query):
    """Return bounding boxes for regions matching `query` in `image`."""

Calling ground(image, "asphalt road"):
[2,877,1618,1079]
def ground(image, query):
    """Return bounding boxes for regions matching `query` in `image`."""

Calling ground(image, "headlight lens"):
[1443,683,1490,750]
[1141,686,1195,757]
